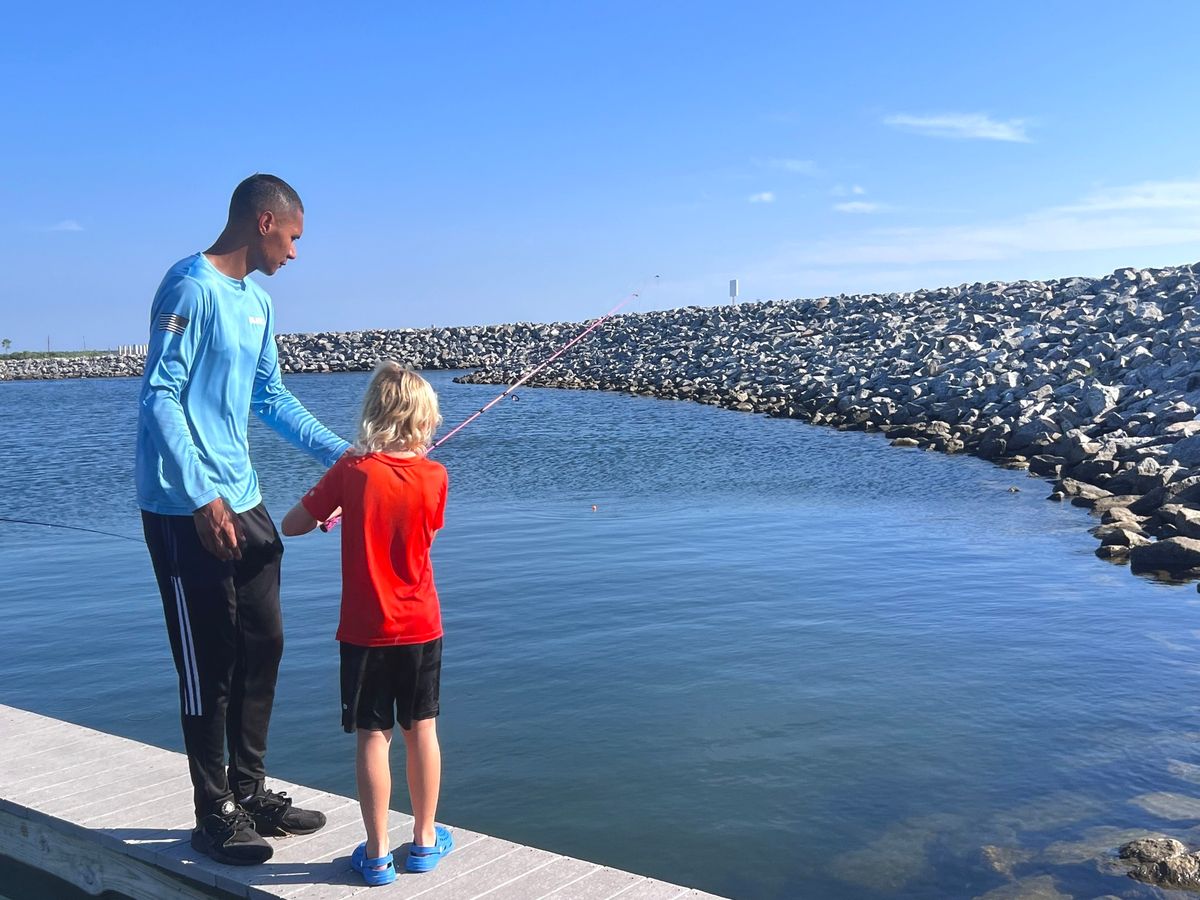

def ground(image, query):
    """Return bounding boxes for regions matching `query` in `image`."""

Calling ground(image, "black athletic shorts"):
[339,638,442,733]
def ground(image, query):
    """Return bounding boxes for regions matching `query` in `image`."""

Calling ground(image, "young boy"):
[282,362,453,885]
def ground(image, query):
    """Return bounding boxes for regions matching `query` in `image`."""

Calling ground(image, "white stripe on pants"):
[172,575,203,716]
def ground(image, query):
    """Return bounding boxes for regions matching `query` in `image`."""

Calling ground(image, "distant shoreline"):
[7,261,1200,582]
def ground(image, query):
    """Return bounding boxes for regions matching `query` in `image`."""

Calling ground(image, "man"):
[136,174,350,865]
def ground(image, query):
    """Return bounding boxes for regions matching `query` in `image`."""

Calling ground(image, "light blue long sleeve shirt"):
[136,253,350,516]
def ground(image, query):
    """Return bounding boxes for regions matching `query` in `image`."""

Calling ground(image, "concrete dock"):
[0,705,726,899]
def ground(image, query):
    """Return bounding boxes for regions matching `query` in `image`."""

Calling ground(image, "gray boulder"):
[1128,852,1200,891]
[1157,504,1200,540]
[1090,494,1140,515]
[1119,837,1189,863]
[1130,537,1200,577]
[1083,382,1121,418]
[1007,416,1061,454]
[1132,474,1200,516]
[1169,433,1200,468]
[1099,528,1150,548]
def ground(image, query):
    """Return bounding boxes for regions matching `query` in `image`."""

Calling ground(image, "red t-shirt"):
[301,452,448,647]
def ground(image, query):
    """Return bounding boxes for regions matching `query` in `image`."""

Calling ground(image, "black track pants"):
[142,503,285,820]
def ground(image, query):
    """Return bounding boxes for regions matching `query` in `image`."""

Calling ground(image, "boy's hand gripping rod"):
[319,277,658,533]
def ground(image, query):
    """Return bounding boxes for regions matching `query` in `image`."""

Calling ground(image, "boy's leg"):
[142,511,240,819]
[224,504,284,800]
[356,728,394,860]
[399,718,441,847]
[400,637,443,848]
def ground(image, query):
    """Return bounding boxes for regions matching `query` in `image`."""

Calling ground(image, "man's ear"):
[258,210,275,235]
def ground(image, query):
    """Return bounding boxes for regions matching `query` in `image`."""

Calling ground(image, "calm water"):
[2,372,1199,899]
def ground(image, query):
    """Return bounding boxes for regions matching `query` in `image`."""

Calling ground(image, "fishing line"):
[0,516,142,543]
[431,275,660,451]
[319,275,660,532]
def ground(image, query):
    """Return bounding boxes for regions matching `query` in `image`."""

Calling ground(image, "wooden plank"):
[7,744,180,809]
[473,854,599,899]
[0,734,146,791]
[540,867,647,900]
[611,880,688,899]
[39,771,193,819]
[0,706,78,740]
[0,704,57,725]
[78,785,197,828]
[416,845,559,899]
[0,728,108,765]
[0,743,158,804]
[0,708,134,744]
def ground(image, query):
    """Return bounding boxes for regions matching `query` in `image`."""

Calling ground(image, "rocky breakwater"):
[457,263,1200,584]
[273,324,562,376]
[9,262,1200,585]
[0,354,144,381]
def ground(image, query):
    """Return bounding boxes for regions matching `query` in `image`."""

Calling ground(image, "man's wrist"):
[192,492,223,513]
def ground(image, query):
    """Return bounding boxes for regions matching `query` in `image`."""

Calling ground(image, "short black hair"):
[229,174,303,221]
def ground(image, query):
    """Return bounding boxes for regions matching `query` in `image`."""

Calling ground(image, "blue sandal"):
[406,825,454,873]
[351,841,397,886]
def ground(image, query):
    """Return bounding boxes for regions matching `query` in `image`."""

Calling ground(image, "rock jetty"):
[0,354,145,381]
[7,261,1200,580]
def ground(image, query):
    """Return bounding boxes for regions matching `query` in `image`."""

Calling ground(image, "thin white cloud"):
[884,113,1031,143]
[782,214,1200,267]
[1056,178,1200,212]
[47,220,84,232]
[766,158,821,176]
[748,192,776,204]
[833,201,886,214]
[831,184,868,197]
[743,175,1200,287]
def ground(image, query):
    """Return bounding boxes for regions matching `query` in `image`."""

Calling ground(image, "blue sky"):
[3,1,1200,350]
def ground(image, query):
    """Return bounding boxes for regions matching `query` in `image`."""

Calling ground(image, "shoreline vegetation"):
[8,262,1200,589]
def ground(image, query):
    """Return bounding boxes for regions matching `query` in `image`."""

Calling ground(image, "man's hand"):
[193,497,246,561]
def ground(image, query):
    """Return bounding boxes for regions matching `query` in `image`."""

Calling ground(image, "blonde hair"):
[356,362,442,454]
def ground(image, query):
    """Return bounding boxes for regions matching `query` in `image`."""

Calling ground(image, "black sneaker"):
[191,799,273,866]
[241,788,327,837]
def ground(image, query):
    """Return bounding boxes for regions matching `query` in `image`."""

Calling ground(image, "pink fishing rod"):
[319,277,657,532]
[431,279,656,450]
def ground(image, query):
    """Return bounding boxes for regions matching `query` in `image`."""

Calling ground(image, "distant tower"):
[729,278,739,305]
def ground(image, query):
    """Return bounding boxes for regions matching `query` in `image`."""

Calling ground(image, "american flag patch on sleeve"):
[157,313,189,335]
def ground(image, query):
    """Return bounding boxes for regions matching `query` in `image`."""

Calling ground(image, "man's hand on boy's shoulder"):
[193,497,246,561]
